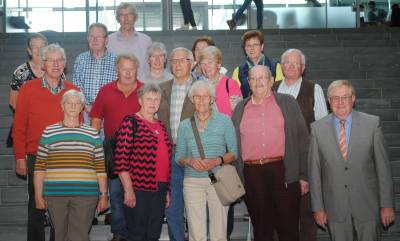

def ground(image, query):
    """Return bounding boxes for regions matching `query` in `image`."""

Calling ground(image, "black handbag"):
[103,115,137,179]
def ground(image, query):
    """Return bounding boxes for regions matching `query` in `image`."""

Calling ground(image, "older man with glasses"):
[13,43,79,241]
[157,47,197,241]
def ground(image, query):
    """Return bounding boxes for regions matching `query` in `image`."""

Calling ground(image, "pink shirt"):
[214,75,242,117]
[145,120,170,182]
[240,94,285,161]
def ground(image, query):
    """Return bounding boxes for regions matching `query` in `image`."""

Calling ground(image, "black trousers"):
[27,154,54,241]
[179,0,196,26]
[244,161,300,241]
[299,193,318,241]
[124,182,168,241]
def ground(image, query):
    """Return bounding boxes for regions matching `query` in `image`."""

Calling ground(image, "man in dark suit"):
[308,79,395,241]
[157,47,196,241]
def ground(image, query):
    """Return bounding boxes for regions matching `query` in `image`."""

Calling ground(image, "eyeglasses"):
[283,61,303,67]
[199,60,217,66]
[88,35,106,41]
[245,43,261,49]
[193,95,211,102]
[45,58,66,64]
[65,102,82,107]
[118,12,134,18]
[170,58,190,65]
[249,76,270,82]
[329,95,353,103]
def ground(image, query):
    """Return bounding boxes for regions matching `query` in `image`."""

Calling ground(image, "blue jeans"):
[109,178,129,239]
[234,0,264,29]
[165,157,185,241]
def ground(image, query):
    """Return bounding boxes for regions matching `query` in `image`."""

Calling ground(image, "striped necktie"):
[339,120,347,160]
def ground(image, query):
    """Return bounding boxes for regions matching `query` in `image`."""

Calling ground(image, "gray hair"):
[170,47,194,62]
[116,54,140,68]
[148,42,167,59]
[88,22,108,37]
[327,80,356,98]
[188,80,216,100]
[41,43,66,62]
[138,83,162,99]
[61,89,85,106]
[281,48,306,65]
[248,65,273,79]
[116,2,138,19]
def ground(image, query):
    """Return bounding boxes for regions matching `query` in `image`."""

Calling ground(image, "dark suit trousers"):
[27,154,55,241]
[299,193,318,241]
[244,161,300,241]
[179,0,196,26]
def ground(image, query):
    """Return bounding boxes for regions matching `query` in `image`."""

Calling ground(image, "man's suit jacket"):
[308,111,394,222]
[157,78,196,138]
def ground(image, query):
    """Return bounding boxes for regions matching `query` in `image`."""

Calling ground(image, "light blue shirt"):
[175,110,238,178]
[334,112,353,149]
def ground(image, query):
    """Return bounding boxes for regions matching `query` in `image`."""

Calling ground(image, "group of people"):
[8,2,395,241]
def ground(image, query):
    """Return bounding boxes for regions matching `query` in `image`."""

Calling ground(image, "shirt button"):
[345,185,348,188]
[345,167,348,170]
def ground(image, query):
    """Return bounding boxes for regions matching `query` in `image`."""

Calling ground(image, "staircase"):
[0,28,399,240]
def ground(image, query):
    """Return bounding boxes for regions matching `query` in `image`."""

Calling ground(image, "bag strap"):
[190,116,205,159]
[190,116,217,183]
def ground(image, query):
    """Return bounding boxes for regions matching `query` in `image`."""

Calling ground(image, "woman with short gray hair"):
[114,83,173,241]
[142,42,173,83]
[175,81,238,241]
[34,89,108,241]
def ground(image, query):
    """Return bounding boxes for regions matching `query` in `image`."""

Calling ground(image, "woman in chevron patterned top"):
[114,83,173,241]
[33,89,108,241]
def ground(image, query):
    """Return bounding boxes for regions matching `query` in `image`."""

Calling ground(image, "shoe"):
[227,19,236,30]
[110,234,127,241]
[176,24,189,30]
[191,26,198,30]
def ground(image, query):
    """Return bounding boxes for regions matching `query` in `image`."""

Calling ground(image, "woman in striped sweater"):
[114,83,173,241]
[34,90,108,241]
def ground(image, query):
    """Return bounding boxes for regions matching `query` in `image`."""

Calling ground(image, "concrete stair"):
[0,28,400,240]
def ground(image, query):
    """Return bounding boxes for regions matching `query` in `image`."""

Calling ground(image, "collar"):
[41,75,65,94]
[246,54,265,68]
[282,77,302,88]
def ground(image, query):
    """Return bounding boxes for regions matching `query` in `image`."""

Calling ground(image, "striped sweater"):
[114,114,173,192]
[34,123,106,196]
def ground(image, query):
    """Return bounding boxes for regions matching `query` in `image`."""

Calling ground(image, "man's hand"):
[313,210,328,230]
[299,180,309,196]
[124,189,136,208]
[380,207,395,227]
[16,158,27,176]
[165,192,171,208]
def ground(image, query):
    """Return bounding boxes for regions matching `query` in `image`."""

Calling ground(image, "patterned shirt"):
[10,62,37,91]
[41,76,65,95]
[170,78,192,142]
[72,51,117,105]
[277,77,328,120]
[34,123,106,197]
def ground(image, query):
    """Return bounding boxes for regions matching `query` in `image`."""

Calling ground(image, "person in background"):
[232,30,283,98]
[177,0,197,30]
[274,48,328,241]
[309,80,395,241]
[158,47,196,241]
[199,46,242,116]
[13,43,79,241]
[34,90,108,241]
[8,33,48,148]
[232,65,309,241]
[191,36,216,80]
[176,80,238,241]
[226,0,264,30]
[72,22,117,130]
[107,2,152,78]
[141,42,173,84]
[367,0,387,24]
[90,54,143,241]
[115,83,173,241]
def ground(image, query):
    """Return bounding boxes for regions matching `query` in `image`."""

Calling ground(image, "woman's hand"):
[35,196,47,210]
[187,158,221,172]
[97,195,109,213]
[124,189,136,208]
